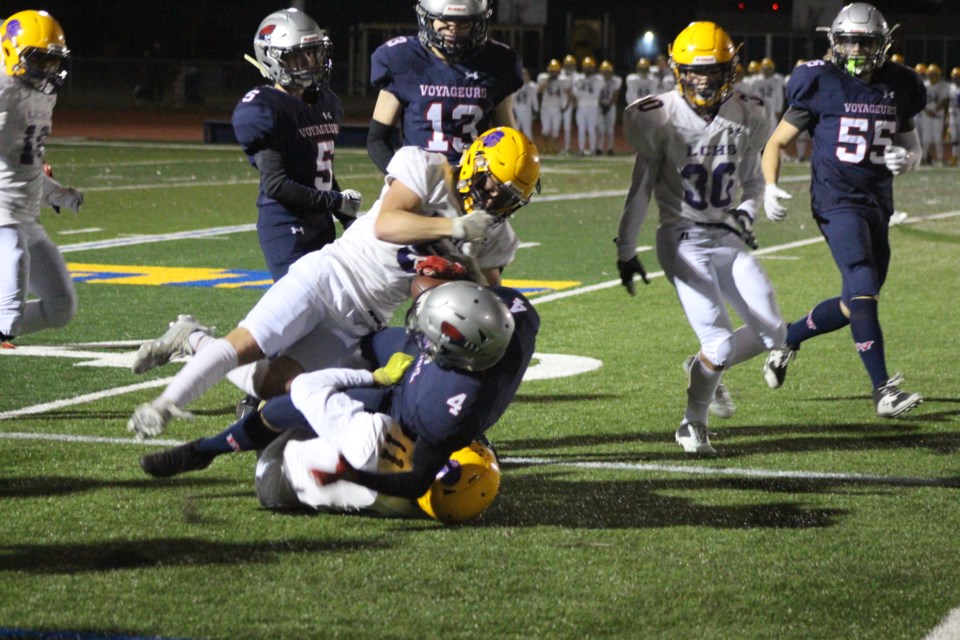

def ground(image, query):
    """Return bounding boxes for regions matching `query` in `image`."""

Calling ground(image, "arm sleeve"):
[367,119,401,174]
[256,148,344,215]
[289,368,377,439]
[347,436,451,499]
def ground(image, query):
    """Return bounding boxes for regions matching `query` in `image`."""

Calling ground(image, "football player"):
[615,22,788,455]
[0,10,83,348]
[233,8,361,282]
[512,68,539,142]
[366,0,522,173]
[572,56,603,156]
[597,61,623,156]
[948,67,960,166]
[761,2,925,418]
[559,54,581,154]
[127,128,540,440]
[918,63,950,166]
[624,58,659,106]
[752,57,785,121]
[536,59,570,155]
[139,283,540,525]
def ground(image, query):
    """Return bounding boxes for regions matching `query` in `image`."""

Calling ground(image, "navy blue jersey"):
[370,35,523,164]
[232,85,344,277]
[786,60,925,217]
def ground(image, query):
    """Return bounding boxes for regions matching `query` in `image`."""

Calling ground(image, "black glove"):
[726,209,758,250]
[617,256,650,296]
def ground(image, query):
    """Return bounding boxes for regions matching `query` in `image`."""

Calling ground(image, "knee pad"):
[704,333,736,369]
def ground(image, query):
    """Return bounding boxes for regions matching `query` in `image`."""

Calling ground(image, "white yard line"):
[0,378,172,421]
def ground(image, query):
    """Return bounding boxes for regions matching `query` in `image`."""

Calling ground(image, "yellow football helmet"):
[1,10,68,94]
[747,60,761,74]
[636,57,651,73]
[761,57,776,74]
[915,63,928,77]
[927,63,942,81]
[457,127,540,218]
[417,441,501,524]
[890,53,905,65]
[599,60,614,75]
[669,22,739,115]
[951,67,960,81]
[581,56,597,73]
[547,58,561,74]
[562,54,577,70]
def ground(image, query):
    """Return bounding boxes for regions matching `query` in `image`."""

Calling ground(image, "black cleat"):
[140,439,216,478]
[236,394,260,420]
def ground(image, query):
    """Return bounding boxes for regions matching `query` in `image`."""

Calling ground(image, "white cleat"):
[874,373,923,418]
[127,398,193,440]
[132,314,212,374]
[675,421,716,455]
[763,347,796,389]
[683,356,736,419]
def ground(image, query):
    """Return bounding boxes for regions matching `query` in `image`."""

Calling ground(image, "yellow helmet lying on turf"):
[1,10,69,94]
[417,440,501,524]
[457,127,540,218]
[669,22,739,115]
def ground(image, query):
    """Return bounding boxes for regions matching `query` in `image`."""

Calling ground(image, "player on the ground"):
[139,283,539,524]
[597,60,622,156]
[0,10,83,348]
[366,0,522,173]
[233,8,361,282]
[127,127,540,439]
[761,2,925,418]
[615,22,787,455]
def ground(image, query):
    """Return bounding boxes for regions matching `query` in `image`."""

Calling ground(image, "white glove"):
[883,146,908,175]
[763,184,792,222]
[336,189,362,216]
[450,209,494,241]
[127,398,193,440]
[47,186,84,214]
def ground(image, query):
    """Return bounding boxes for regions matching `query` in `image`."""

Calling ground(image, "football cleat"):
[236,394,261,421]
[675,420,716,455]
[763,346,796,389]
[132,314,212,374]
[874,373,923,418]
[140,439,216,478]
[683,356,736,419]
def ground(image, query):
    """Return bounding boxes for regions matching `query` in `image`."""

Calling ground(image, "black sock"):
[786,296,849,348]
[848,298,888,389]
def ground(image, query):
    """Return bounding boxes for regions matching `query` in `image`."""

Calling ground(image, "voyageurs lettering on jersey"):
[371,35,522,164]
[785,60,925,217]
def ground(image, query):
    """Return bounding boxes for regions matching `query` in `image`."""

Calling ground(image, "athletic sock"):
[197,410,277,455]
[786,296,849,348]
[159,338,239,408]
[848,297,888,389]
[684,355,723,425]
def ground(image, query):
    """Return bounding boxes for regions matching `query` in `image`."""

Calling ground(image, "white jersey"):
[751,73,784,116]
[537,73,571,111]
[624,73,659,105]
[0,74,57,225]
[513,80,539,114]
[923,79,951,118]
[617,90,770,258]
[572,73,604,108]
[324,146,519,324]
[598,74,623,110]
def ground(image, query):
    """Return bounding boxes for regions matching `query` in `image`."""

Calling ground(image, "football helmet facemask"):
[669,22,739,116]
[407,281,515,373]
[416,0,491,62]
[1,10,68,94]
[253,8,332,90]
[827,2,894,78]
[417,440,501,524]
[457,127,540,219]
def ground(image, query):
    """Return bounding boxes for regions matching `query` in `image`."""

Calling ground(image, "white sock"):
[188,330,214,354]
[160,338,238,408]
[685,356,722,425]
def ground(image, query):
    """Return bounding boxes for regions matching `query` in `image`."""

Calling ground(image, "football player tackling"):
[761,2,924,418]
[616,22,788,455]
[0,11,84,347]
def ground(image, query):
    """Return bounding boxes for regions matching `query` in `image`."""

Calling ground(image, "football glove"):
[617,256,650,296]
[415,255,467,280]
[883,146,908,175]
[726,209,758,250]
[372,351,415,386]
[451,209,494,241]
[763,184,791,222]
[310,453,355,486]
[127,398,193,440]
[336,189,362,217]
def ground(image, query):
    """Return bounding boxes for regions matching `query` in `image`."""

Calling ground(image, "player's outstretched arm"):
[761,119,801,221]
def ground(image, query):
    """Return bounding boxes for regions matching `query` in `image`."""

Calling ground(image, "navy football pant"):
[815,206,890,304]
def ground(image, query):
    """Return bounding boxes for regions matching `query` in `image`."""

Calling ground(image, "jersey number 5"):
[836,117,896,164]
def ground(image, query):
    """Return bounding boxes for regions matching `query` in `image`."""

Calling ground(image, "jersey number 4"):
[836,117,896,164]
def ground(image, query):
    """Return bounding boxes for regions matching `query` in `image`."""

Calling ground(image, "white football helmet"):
[416,0,491,62]
[253,8,332,90]
[409,281,514,372]
[827,3,894,77]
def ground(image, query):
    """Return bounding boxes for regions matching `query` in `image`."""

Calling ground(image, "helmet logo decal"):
[258,24,277,43]
[2,19,22,43]
[481,130,504,147]
[438,460,463,487]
